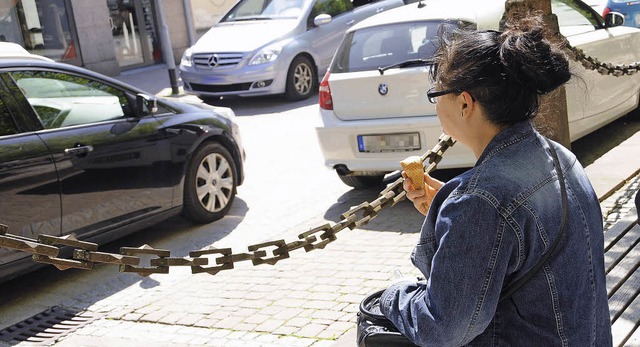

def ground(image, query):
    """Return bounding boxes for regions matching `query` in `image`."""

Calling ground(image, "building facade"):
[0,0,227,77]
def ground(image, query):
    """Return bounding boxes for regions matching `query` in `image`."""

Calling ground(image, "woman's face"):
[435,92,463,139]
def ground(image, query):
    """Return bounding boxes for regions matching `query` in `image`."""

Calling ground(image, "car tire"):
[338,174,385,189]
[285,55,317,101]
[183,142,237,224]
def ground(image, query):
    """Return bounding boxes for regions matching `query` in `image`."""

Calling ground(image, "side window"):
[0,97,19,136]
[9,71,131,129]
[312,0,353,18]
[552,0,601,36]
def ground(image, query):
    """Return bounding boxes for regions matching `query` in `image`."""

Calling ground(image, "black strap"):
[499,138,568,303]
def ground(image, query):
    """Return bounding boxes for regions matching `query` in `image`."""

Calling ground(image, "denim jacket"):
[381,122,612,346]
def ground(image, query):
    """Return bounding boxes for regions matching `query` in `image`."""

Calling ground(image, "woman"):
[379,15,612,346]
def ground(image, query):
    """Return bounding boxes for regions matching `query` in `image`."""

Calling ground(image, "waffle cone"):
[401,156,425,189]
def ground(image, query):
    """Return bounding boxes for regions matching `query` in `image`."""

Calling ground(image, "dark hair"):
[431,15,571,126]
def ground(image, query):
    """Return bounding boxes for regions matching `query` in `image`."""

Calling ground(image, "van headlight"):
[180,48,193,67]
[249,39,292,65]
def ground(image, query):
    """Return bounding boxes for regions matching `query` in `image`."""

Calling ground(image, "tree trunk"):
[503,0,571,149]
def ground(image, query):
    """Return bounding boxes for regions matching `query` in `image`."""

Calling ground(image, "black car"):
[0,45,245,282]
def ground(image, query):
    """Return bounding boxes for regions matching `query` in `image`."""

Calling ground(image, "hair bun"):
[498,16,571,95]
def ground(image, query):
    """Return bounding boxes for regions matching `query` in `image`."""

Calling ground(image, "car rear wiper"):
[228,16,273,21]
[378,59,432,75]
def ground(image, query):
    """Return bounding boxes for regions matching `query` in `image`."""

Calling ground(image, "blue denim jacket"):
[381,122,612,346]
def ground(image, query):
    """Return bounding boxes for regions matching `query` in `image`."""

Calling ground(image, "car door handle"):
[376,7,385,13]
[346,19,355,26]
[64,145,94,156]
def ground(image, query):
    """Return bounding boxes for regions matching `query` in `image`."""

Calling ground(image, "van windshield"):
[222,0,311,21]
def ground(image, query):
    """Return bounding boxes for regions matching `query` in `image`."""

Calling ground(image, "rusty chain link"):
[0,135,455,277]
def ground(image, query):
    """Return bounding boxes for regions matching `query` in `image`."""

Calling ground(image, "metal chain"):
[0,135,456,277]
[565,43,640,77]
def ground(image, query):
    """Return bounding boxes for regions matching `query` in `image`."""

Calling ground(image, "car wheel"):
[285,55,317,101]
[338,174,385,189]
[183,143,237,224]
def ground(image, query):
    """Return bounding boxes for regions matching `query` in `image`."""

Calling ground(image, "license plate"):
[357,133,421,153]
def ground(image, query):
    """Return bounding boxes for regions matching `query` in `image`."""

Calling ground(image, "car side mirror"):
[136,93,158,116]
[314,14,332,26]
[604,12,625,27]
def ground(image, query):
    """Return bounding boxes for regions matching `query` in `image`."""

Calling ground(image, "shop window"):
[0,0,81,65]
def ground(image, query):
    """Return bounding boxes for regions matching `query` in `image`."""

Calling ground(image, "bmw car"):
[316,0,640,188]
[0,43,245,281]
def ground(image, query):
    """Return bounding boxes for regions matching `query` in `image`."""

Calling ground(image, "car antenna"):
[417,0,426,8]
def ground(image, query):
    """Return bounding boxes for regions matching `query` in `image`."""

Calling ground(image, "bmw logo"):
[378,83,388,96]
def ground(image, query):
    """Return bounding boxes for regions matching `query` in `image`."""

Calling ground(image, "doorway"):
[108,0,162,69]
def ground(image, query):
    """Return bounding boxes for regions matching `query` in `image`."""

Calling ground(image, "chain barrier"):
[565,43,640,77]
[0,135,456,277]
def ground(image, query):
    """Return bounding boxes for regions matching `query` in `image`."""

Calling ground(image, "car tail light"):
[602,7,611,17]
[319,70,333,110]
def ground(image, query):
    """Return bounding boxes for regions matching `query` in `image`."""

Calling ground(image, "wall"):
[70,0,119,76]
[161,0,190,64]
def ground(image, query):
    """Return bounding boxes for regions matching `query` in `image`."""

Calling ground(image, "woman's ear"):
[459,91,475,114]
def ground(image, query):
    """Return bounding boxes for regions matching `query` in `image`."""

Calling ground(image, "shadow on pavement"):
[203,92,319,117]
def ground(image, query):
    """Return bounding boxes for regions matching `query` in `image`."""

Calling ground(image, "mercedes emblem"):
[208,54,219,67]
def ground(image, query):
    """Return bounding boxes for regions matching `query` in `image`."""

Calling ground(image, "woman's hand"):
[402,171,444,215]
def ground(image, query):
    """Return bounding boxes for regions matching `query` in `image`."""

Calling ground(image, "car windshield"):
[222,0,311,21]
[331,20,464,73]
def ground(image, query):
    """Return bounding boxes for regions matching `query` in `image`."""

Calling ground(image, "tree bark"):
[503,0,571,149]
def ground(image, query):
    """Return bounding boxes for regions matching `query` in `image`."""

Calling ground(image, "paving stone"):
[296,323,328,338]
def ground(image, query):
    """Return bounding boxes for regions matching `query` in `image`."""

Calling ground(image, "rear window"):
[330,20,464,73]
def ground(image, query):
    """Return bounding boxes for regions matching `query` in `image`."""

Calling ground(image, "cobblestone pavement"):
[37,173,638,347]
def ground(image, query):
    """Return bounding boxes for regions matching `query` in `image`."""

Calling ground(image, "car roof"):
[0,42,55,62]
[350,0,506,32]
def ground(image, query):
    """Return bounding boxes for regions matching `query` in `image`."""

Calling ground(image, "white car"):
[316,0,640,188]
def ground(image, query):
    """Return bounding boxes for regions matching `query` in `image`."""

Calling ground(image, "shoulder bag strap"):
[499,138,568,303]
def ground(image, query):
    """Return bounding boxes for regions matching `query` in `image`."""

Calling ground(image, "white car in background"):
[316,0,640,188]
[179,0,417,101]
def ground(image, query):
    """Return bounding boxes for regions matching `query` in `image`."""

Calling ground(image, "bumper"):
[179,61,287,97]
[315,109,476,174]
